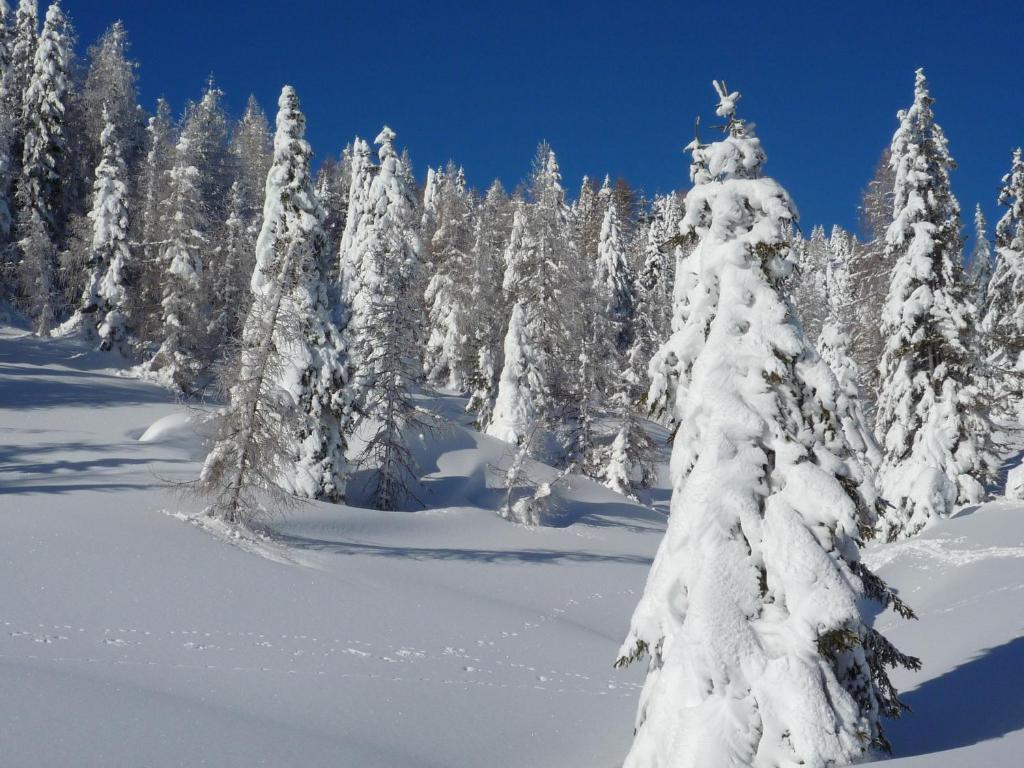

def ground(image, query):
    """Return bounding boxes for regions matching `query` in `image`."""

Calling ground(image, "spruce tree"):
[16,0,71,330]
[967,204,994,316]
[487,201,549,446]
[199,86,350,521]
[131,99,175,348]
[18,0,71,240]
[792,224,830,342]
[982,148,1024,412]
[630,192,681,393]
[875,69,996,539]
[423,162,476,391]
[75,106,131,352]
[347,127,426,510]
[148,133,205,392]
[0,0,37,200]
[617,82,918,767]
[465,180,511,428]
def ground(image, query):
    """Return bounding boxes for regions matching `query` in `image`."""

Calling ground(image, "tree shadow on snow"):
[886,634,1024,757]
[260,529,653,566]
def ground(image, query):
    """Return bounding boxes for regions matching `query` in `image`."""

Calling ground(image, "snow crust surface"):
[1,326,1022,766]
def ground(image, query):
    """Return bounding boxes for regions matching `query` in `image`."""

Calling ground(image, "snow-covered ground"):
[1,325,1022,766]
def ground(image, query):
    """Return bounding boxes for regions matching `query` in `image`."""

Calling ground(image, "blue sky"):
[67,0,1024,239]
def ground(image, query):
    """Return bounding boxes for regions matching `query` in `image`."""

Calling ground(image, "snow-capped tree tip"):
[375,125,396,147]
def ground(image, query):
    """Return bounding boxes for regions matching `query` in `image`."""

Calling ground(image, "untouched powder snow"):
[1,325,1023,766]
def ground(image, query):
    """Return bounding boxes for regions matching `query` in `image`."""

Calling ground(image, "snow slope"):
[1,325,1022,766]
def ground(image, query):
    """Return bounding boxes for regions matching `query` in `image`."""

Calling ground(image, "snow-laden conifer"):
[465,180,511,427]
[78,107,132,352]
[147,134,205,392]
[487,202,547,445]
[617,82,919,767]
[346,127,426,510]
[488,145,574,453]
[199,86,349,521]
[18,0,71,240]
[0,0,37,192]
[982,148,1024,413]
[630,193,681,392]
[968,204,994,316]
[131,99,175,347]
[423,163,476,390]
[792,225,830,342]
[594,182,635,353]
[875,70,997,538]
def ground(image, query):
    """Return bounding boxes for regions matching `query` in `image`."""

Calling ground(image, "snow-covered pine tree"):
[465,180,511,428]
[147,132,205,393]
[488,144,576,458]
[875,69,997,539]
[348,127,426,510]
[337,135,374,363]
[130,98,175,348]
[982,148,1024,414]
[70,21,144,217]
[0,0,37,204]
[590,185,654,497]
[630,192,682,393]
[16,0,71,329]
[0,3,11,84]
[792,224,830,343]
[75,106,132,352]
[0,2,13,244]
[487,200,548,446]
[314,146,351,265]
[423,162,476,391]
[617,81,918,767]
[560,175,605,469]
[208,95,271,345]
[199,86,349,521]
[818,250,882,485]
[594,180,635,354]
[967,204,994,316]
[18,0,70,238]
[489,298,541,447]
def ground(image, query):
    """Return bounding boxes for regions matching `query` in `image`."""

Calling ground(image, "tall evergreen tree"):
[423,162,476,391]
[18,0,71,240]
[16,0,71,329]
[348,127,426,510]
[130,98,175,348]
[0,0,37,203]
[208,95,271,345]
[792,224,830,342]
[617,82,918,768]
[967,204,994,315]
[875,69,996,539]
[488,144,575,457]
[70,106,131,352]
[199,86,350,521]
[465,180,511,427]
[630,192,681,393]
[147,132,205,392]
[982,148,1024,413]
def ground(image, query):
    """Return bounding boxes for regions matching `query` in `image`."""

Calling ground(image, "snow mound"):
[139,412,194,443]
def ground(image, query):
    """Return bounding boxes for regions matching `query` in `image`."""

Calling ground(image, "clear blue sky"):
[67,0,1024,239]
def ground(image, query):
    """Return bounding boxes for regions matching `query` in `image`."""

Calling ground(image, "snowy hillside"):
[1,327,1022,766]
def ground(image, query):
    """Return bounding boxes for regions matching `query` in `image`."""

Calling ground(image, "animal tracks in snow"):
[0,613,638,698]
